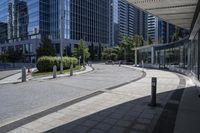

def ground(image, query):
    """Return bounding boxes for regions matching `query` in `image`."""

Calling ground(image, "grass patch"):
[32,66,82,77]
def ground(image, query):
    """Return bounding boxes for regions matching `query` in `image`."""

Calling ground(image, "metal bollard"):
[149,77,157,107]
[70,64,73,76]
[119,61,121,67]
[53,65,57,78]
[22,67,26,82]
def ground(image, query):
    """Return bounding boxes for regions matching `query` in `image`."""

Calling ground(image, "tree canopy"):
[36,37,56,58]
[73,39,90,63]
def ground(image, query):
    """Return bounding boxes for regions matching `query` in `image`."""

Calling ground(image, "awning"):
[127,0,198,30]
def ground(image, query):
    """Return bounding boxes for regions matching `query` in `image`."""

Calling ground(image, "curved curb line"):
[106,66,146,90]
[0,65,145,133]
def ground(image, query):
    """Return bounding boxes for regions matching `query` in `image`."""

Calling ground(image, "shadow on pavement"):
[45,87,187,133]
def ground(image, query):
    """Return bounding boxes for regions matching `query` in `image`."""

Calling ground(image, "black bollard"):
[149,77,157,107]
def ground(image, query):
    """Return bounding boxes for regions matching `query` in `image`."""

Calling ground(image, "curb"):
[0,65,145,132]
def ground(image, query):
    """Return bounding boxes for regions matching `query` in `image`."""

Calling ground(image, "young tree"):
[172,27,182,42]
[102,48,118,61]
[131,35,144,48]
[36,37,56,58]
[148,36,153,45]
[73,39,90,64]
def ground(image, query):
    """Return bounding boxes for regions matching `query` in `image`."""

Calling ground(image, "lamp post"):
[60,0,64,74]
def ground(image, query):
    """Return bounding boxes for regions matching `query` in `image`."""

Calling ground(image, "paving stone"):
[81,120,99,127]
[116,120,132,127]
[37,115,55,123]
[109,113,124,119]
[95,123,112,131]
[55,123,78,131]
[126,111,141,117]
[108,127,126,133]
[140,113,154,119]
[137,118,151,124]
[90,115,105,122]
[128,130,143,133]
[88,128,104,133]
[123,115,137,121]
[47,119,66,128]
[22,121,44,130]
[103,118,118,125]
[132,124,146,130]
[70,125,89,133]
[32,124,54,132]
[8,127,36,133]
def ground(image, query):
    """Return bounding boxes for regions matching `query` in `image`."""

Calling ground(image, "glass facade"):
[0,0,50,43]
[70,0,109,44]
[0,0,110,59]
[50,0,70,40]
[111,0,147,46]
[137,29,200,80]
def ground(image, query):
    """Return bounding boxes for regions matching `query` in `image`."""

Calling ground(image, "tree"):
[0,52,8,63]
[36,37,56,58]
[172,27,183,42]
[148,36,153,45]
[114,46,124,60]
[73,39,90,64]
[102,48,118,61]
[131,35,144,48]
[118,34,131,61]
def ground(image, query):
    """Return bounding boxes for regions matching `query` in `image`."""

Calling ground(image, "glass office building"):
[0,0,110,61]
[109,0,148,46]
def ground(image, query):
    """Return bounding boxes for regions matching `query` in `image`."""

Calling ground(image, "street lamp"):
[60,0,64,74]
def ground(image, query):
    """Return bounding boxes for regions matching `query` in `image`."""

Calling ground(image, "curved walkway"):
[1,65,190,133]
[0,64,143,128]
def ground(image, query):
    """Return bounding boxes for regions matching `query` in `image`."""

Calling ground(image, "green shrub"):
[37,56,78,72]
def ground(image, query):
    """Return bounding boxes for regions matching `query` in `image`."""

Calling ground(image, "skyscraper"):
[0,0,110,61]
[109,0,148,46]
[148,15,168,44]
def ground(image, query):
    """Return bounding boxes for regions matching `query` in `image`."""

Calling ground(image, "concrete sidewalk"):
[3,66,190,133]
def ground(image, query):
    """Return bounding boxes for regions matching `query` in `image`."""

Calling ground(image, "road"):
[0,70,20,80]
[0,64,143,126]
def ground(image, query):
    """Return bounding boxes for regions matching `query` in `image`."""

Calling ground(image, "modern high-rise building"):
[109,0,148,46]
[0,0,110,61]
[147,15,168,44]
[147,14,188,44]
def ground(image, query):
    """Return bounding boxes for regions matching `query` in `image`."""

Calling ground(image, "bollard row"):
[52,64,74,79]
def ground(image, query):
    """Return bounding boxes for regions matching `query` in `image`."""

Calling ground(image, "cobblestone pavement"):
[0,64,143,127]
[5,66,190,133]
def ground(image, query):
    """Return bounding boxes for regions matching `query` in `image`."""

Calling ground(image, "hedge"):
[37,56,78,72]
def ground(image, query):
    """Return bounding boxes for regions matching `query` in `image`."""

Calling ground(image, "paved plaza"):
[0,64,199,133]
[0,64,143,127]
[0,70,20,80]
